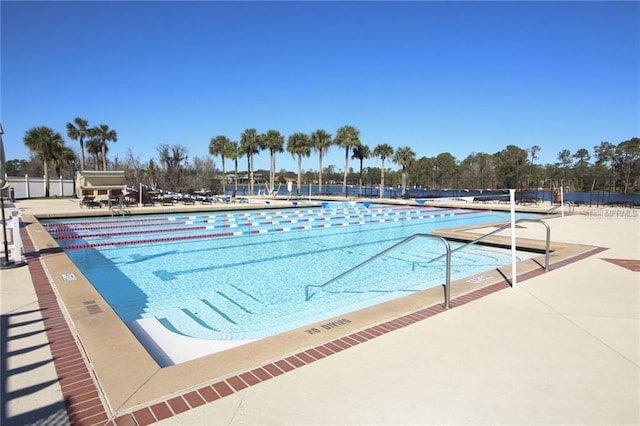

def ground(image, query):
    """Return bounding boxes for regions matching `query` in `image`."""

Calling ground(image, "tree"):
[23,126,65,197]
[5,159,28,176]
[310,129,332,194]
[557,149,573,187]
[157,144,188,191]
[458,152,496,190]
[286,132,311,196]
[227,141,244,195]
[393,146,415,197]
[494,145,528,189]
[616,137,640,193]
[52,146,75,178]
[573,148,591,191]
[334,125,361,196]
[89,124,118,171]
[594,141,616,191]
[66,117,90,171]
[144,158,159,188]
[528,145,541,188]
[433,152,459,189]
[373,143,394,198]
[351,144,370,196]
[261,130,285,193]
[209,135,232,194]
[240,128,260,194]
[86,139,102,170]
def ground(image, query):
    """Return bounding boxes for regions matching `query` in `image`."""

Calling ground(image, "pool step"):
[153,285,269,340]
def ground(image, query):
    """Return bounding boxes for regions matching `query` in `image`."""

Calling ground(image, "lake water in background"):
[228,184,640,205]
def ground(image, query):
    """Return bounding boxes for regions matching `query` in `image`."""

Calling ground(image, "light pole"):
[0,122,15,268]
[71,160,77,198]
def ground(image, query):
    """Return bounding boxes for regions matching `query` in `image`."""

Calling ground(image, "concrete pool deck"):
[1,197,638,425]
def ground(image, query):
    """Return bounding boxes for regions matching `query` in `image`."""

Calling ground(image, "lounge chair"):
[80,196,101,209]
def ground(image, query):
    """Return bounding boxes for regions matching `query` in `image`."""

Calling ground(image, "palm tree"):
[86,139,102,170]
[351,144,370,197]
[393,146,416,197]
[89,124,118,171]
[334,125,361,197]
[286,132,311,196]
[209,135,232,195]
[66,117,90,171]
[52,146,75,178]
[23,126,65,197]
[373,143,394,198]
[310,129,332,194]
[261,130,285,193]
[227,141,244,195]
[240,128,261,194]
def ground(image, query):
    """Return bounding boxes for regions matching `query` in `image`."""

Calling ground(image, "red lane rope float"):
[43,216,175,228]
[53,225,208,240]
[64,231,237,250]
[45,221,191,233]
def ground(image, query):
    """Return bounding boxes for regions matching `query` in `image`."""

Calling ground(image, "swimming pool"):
[43,203,537,359]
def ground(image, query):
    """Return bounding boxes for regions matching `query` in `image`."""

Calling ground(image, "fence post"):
[25,174,30,199]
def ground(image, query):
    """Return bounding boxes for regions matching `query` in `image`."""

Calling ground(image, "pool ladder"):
[109,196,130,216]
[304,218,551,309]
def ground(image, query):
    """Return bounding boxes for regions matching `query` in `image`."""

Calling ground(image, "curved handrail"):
[305,234,452,309]
[548,201,574,215]
[428,218,550,271]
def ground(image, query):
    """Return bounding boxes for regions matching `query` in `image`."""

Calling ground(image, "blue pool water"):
[43,203,537,341]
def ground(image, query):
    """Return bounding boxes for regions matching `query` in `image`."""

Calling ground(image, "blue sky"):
[1,1,638,173]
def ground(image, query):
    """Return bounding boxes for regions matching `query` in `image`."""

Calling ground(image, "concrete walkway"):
[1,198,638,425]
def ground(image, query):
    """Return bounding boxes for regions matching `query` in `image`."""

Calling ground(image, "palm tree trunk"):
[102,145,107,170]
[43,161,50,197]
[342,147,349,197]
[234,159,239,194]
[221,156,227,195]
[80,140,85,171]
[270,151,275,191]
[318,154,323,195]
[359,159,364,197]
[402,169,408,196]
[380,159,385,198]
[297,155,302,196]
[249,154,254,195]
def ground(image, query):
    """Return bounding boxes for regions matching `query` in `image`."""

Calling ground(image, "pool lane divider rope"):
[45,206,467,235]
[43,205,446,229]
[53,208,466,238]
[60,209,483,250]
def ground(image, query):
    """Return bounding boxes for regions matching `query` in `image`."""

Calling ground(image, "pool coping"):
[21,210,604,424]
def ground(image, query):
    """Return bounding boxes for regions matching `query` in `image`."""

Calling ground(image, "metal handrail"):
[548,202,574,215]
[304,234,453,309]
[428,218,550,272]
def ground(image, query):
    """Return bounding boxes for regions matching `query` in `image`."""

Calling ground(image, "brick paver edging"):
[21,226,110,425]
